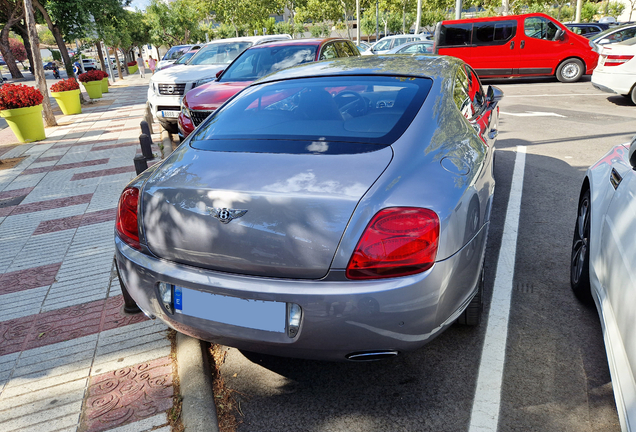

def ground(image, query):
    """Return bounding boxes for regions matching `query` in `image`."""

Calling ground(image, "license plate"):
[174,286,286,333]
[161,110,180,118]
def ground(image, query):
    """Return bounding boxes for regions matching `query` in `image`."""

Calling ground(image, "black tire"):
[556,58,584,83]
[631,85,636,105]
[161,121,178,134]
[458,265,484,326]
[570,188,593,304]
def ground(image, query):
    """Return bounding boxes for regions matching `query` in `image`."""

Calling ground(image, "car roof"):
[201,35,291,47]
[248,38,350,49]
[443,12,556,24]
[254,55,460,85]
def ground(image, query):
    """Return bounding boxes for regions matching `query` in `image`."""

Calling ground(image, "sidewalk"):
[0,74,214,432]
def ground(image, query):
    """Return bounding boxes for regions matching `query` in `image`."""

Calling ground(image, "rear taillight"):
[346,208,440,280]
[604,55,634,67]
[116,187,140,250]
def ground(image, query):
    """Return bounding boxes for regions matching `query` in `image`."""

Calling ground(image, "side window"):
[439,24,473,47]
[453,66,472,118]
[319,43,338,60]
[473,21,517,45]
[465,65,485,114]
[373,39,392,51]
[610,28,636,42]
[524,17,560,41]
[335,41,358,57]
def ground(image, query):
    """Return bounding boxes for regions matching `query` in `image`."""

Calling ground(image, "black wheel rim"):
[571,196,590,284]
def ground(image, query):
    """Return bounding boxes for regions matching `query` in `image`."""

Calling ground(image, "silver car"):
[115,56,502,361]
[570,135,636,431]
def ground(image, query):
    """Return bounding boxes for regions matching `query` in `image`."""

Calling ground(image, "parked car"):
[570,134,636,432]
[591,37,636,104]
[356,41,371,52]
[43,61,56,70]
[82,58,99,71]
[362,34,429,55]
[157,46,201,72]
[591,23,636,46]
[434,13,599,82]
[156,45,194,72]
[386,40,434,54]
[148,35,291,133]
[178,38,360,139]
[564,22,610,38]
[115,55,502,361]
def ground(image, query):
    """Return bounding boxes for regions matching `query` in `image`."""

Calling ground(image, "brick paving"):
[0,74,175,432]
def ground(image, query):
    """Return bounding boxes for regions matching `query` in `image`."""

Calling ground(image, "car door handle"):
[610,168,622,189]
[510,41,514,49]
[521,40,525,49]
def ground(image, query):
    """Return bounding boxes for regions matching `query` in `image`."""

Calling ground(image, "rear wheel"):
[570,188,593,304]
[457,265,484,326]
[631,85,636,105]
[556,58,584,83]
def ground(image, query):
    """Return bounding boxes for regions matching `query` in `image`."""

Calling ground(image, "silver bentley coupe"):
[570,135,636,431]
[115,56,502,361]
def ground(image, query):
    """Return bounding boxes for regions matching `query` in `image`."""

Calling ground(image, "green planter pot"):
[51,89,82,115]
[82,80,103,99]
[0,104,45,143]
[128,65,138,74]
[101,77,109,93]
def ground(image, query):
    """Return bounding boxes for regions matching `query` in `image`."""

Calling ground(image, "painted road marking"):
[500,111,566,118]
[469,146,526,432]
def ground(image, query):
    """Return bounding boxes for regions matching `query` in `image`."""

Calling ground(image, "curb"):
[160,129,173,157]
[176,333,219,432]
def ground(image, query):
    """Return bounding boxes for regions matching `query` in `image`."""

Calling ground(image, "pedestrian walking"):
[148,55,156,74]
[136,53,146,78]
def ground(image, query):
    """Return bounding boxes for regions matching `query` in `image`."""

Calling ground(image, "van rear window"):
[438,24,473,47]
[473,21,517,45]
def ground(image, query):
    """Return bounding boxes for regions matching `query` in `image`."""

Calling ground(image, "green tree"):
[146,0,206,45]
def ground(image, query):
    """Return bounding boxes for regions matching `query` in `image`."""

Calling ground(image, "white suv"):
[82,58,99,71]
[148,35,291,133]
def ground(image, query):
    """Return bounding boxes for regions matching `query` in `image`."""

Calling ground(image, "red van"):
[434,13,598,82]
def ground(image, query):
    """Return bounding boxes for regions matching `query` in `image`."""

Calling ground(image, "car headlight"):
[193,77,216,88]
[180,98,190,119]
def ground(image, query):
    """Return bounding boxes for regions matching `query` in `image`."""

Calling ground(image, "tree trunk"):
[13,22,35,73]
[0,3,25,79]
[96,40,106,72]
[114,46,124,81]
[23,0,56,126]
[32,0,76,79]
[415,0,422,34]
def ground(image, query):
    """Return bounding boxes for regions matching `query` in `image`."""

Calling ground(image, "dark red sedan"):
[178,38,360,139]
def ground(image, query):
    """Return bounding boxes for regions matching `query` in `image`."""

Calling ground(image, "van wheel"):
[556,58,584,83]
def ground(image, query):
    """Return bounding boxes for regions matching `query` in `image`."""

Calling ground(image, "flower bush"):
[0,84,43,110]
[50,78,80,93]
[78,70,105,82]
[127,61,136,67]
[97,70,109,79]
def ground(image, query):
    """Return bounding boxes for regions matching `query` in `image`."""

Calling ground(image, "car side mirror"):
[486,85,504,104]
[629,135,636,169]
[555,29,565,41]
[215,69,224,79]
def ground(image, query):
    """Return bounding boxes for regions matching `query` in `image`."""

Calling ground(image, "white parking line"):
[468,146,526,432]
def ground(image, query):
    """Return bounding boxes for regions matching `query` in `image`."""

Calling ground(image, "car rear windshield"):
[220,45,318,82]
[190,75,432,146]
[189,42,252,65]
[164,46,190,61]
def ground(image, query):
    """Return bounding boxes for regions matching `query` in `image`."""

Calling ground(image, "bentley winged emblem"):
[208,207,248,224]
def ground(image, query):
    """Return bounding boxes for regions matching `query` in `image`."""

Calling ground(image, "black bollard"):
[134,154,148,175]
[140,119,153,138]
[139,133,154,159]
[114,259,142,314]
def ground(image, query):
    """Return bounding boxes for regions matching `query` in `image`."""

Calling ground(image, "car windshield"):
[174,51,197,65]
[594,24,635,41]
[188,42,252,65]
[164,47,190,61]
[219,45,318,82]
[190,75,432,146]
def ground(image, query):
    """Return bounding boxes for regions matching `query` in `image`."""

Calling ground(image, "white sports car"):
[570,135,636,432]
[591,37,636,105]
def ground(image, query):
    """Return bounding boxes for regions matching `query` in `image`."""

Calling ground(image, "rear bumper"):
[592,69,634,95]
[115,226,487,361]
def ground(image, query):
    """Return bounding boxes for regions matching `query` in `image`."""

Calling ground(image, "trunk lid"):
[142,143,392,279]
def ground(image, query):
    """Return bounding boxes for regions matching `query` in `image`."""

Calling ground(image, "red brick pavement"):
[21,158,110,176]
[0,193,93,218]
[71,166,135,181]
[0,262,61,295]
[33,208,117,235]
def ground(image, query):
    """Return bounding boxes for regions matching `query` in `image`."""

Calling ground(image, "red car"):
[178,38,360,138]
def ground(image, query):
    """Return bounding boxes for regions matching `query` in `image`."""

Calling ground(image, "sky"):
[129,0,150,11]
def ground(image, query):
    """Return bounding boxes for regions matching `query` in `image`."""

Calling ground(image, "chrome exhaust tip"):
[346,350,399,361]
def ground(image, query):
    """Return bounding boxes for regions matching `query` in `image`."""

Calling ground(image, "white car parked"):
[148,35,291,133]
[361,34,430,56]
[570,134,636,432]
[592,37,636,104]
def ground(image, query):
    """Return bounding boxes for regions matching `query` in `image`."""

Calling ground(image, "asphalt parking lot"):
[213,76,635,432]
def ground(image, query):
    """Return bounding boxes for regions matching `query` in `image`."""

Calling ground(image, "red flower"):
[0,84,43,110]
[78,70,106,82]
[50,78,80,93]
[97,70,109,79]
[127,61,137,67]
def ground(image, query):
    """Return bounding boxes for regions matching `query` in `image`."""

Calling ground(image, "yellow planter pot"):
[82,80,102,99]
[0,104,45,143]
[101,77,109,93]
[51,89,82,115]
[128,65,138,74]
